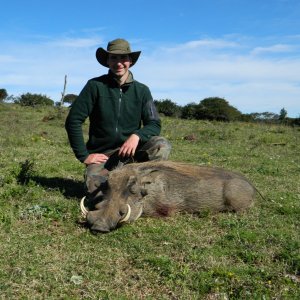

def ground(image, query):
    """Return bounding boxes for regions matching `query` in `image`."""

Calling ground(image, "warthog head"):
[81,167,150,232]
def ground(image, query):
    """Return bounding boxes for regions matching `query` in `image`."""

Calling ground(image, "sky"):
[1,0,300,117]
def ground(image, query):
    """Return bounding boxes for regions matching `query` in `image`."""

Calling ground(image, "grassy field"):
[0,103,299,299]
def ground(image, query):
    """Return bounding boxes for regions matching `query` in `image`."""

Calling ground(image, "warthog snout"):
[81,197,142,232]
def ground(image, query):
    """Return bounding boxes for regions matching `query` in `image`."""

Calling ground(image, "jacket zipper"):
[115,88,122,134]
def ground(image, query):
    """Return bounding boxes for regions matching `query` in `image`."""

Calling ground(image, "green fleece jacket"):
[65,71,161,162]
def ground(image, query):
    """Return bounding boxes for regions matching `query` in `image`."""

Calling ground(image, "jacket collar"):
[108,70,134,87]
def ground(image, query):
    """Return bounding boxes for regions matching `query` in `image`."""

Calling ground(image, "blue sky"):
[1,0,300,117]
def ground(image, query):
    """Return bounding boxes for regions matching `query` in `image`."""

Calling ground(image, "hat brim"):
[96,47,141,68]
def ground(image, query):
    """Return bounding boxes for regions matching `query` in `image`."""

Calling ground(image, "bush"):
[154,99,181,117]
[195,97,242,121]
[63,94,78,105]
[15,93,54,107]
[181,102,198,119]
[0,89,8,102]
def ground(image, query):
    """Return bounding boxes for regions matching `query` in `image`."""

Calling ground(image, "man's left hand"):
[119,134,140,157]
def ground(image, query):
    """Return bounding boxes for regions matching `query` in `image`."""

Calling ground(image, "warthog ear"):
[127,176,140,194]
[140,167,160,183]
[139,166,160,177]
[139,168,162,196]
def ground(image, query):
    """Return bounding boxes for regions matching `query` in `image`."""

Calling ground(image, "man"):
[65,38,171,203]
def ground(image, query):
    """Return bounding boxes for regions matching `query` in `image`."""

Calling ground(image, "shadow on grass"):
[32,176,85,199]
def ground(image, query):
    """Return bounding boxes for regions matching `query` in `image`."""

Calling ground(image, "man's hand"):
[84,153,109,165]
[119,134,140,157]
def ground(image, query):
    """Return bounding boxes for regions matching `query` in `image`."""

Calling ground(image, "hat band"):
[108,49,131,54]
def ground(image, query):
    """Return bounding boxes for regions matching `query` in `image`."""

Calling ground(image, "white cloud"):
[0,54,18,63]
[135,38,300,116]
[164,39,239,52]
[1,36,300,117]
[47,37,103,48]
[251,44,296,55]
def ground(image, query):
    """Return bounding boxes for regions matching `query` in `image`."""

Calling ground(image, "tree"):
[63,94,78,105]
[0,89,8,102]
[60,75,67,106]
[154,99,181,117]
[195,97,242,121]
[278,108,287,123]
[249,112,279,124]
[239,113,255,122]
[15,93,54,107]
[181,102,198,119]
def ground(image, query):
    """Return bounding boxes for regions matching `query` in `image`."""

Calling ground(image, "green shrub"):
[154,99,182,117]
[0,88,8,102]
[15,93,54,107]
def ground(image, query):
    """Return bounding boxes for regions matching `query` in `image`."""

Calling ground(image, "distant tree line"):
[154,98,300,126]
[0,88,299,126]
[0,89,76,107]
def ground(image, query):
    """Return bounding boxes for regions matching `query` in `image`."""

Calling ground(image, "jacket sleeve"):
[134,86,161,142]
[65,81,95,162]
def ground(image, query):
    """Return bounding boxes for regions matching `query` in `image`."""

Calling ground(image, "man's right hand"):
[84,153,109,165]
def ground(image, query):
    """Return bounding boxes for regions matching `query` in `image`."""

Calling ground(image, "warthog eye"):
[141,188,147,197]
[129,184,139,194]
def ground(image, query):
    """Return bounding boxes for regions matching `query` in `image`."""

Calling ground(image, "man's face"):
[107,54,132,77]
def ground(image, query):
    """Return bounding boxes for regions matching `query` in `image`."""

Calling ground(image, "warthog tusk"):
[134,206,143,221]
[80,196,89,217]
[119,204,131,223]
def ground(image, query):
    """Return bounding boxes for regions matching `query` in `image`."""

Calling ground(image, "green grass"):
[0,103,299,299]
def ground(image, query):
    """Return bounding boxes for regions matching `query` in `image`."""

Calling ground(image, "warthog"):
[81,161,256,232]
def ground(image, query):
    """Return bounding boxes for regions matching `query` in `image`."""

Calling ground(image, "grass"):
[0,103,299,299]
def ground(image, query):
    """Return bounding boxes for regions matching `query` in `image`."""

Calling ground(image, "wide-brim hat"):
[96,38,141,68]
